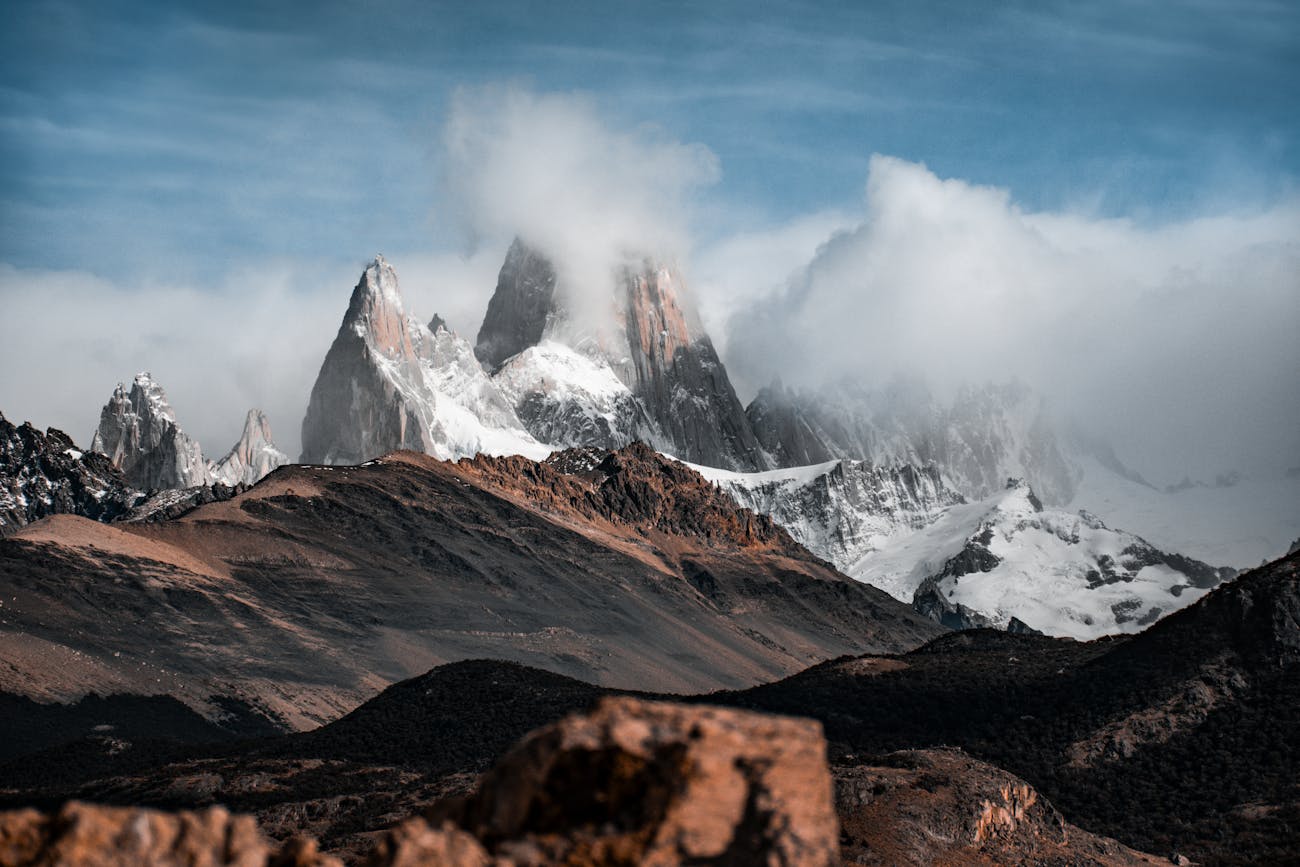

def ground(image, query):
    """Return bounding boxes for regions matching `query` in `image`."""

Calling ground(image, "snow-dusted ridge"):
[692,454,1235,639]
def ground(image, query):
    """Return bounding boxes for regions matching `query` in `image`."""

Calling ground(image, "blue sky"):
[2,0,1297,282]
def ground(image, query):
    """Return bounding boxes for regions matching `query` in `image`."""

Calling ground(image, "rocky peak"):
[475,238,559,372]
[1,413,136,534]
[428,312,448,334]
[90,372,210,491]
[475,239,769,471]
[209,409,288,487]
[301,257,541,465]
[342,255,415,359]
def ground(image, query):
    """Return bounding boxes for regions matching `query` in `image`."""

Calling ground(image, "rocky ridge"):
[0,443,942,729]
[0,414,137,536]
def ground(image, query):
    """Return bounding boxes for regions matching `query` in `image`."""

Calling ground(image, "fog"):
[721,156,1300,484]
[441,86,720,337]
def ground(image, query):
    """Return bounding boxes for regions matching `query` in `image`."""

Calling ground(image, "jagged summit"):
[91,372,210,490]
[300,257,544,465]
[472,238,769,471]
[475,238,558,372]
[210,409,288,487]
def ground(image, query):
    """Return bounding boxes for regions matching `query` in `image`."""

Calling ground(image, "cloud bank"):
[723,156,1300,482]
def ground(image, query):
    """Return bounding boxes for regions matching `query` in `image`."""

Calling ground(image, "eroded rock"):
[390,696,840,866]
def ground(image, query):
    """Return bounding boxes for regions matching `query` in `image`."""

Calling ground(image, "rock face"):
[300,256,543,465]
[0,414,137,536]
[473,239,559,372]
[381,696,839,866]
[475,239,769,471]
[210,409,288,487]
[91,372,211,490]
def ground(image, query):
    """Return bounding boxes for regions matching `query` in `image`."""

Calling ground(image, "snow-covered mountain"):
[302,248,769,471]
[858,479,1235,639]
[695,458,964,574]
[91,372,212,490]
[475,239,769,471]
[701,453,1236,639]
[89,373,288,493]
[300,255,547,464]
[1,413,137,535]
[209,409,289,487]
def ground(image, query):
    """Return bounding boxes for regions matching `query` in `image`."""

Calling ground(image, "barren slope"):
[0,444,941,730]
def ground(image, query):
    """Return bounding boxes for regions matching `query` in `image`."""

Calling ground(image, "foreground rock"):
[0,801,339,866]
[1,698,839,866]
[374,696,839,865]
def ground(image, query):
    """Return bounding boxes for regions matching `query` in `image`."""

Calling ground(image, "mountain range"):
[4,245,1281,637]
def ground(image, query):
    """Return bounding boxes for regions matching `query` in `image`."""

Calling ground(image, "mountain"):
[857,479,1235,638]
[8,553,1293,864]
[0,443,941,729]
[209,409,288,487]
[0,414,137,536]
[746,377,1078,504]
[90,372,211,490]
[696,449,1232,638]
[696,457,964,577]
[299,255,545,465]
[745,375,1298,569]
[475,239,770,471]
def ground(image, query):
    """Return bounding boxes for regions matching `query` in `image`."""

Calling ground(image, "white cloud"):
[722,155,1300,481]
[440,84,720,329]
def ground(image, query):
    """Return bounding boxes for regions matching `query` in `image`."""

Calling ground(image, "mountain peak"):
[340,256,413,360]
[210,409,288,487]
[475,240,769,471]
[91,373,209,491]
